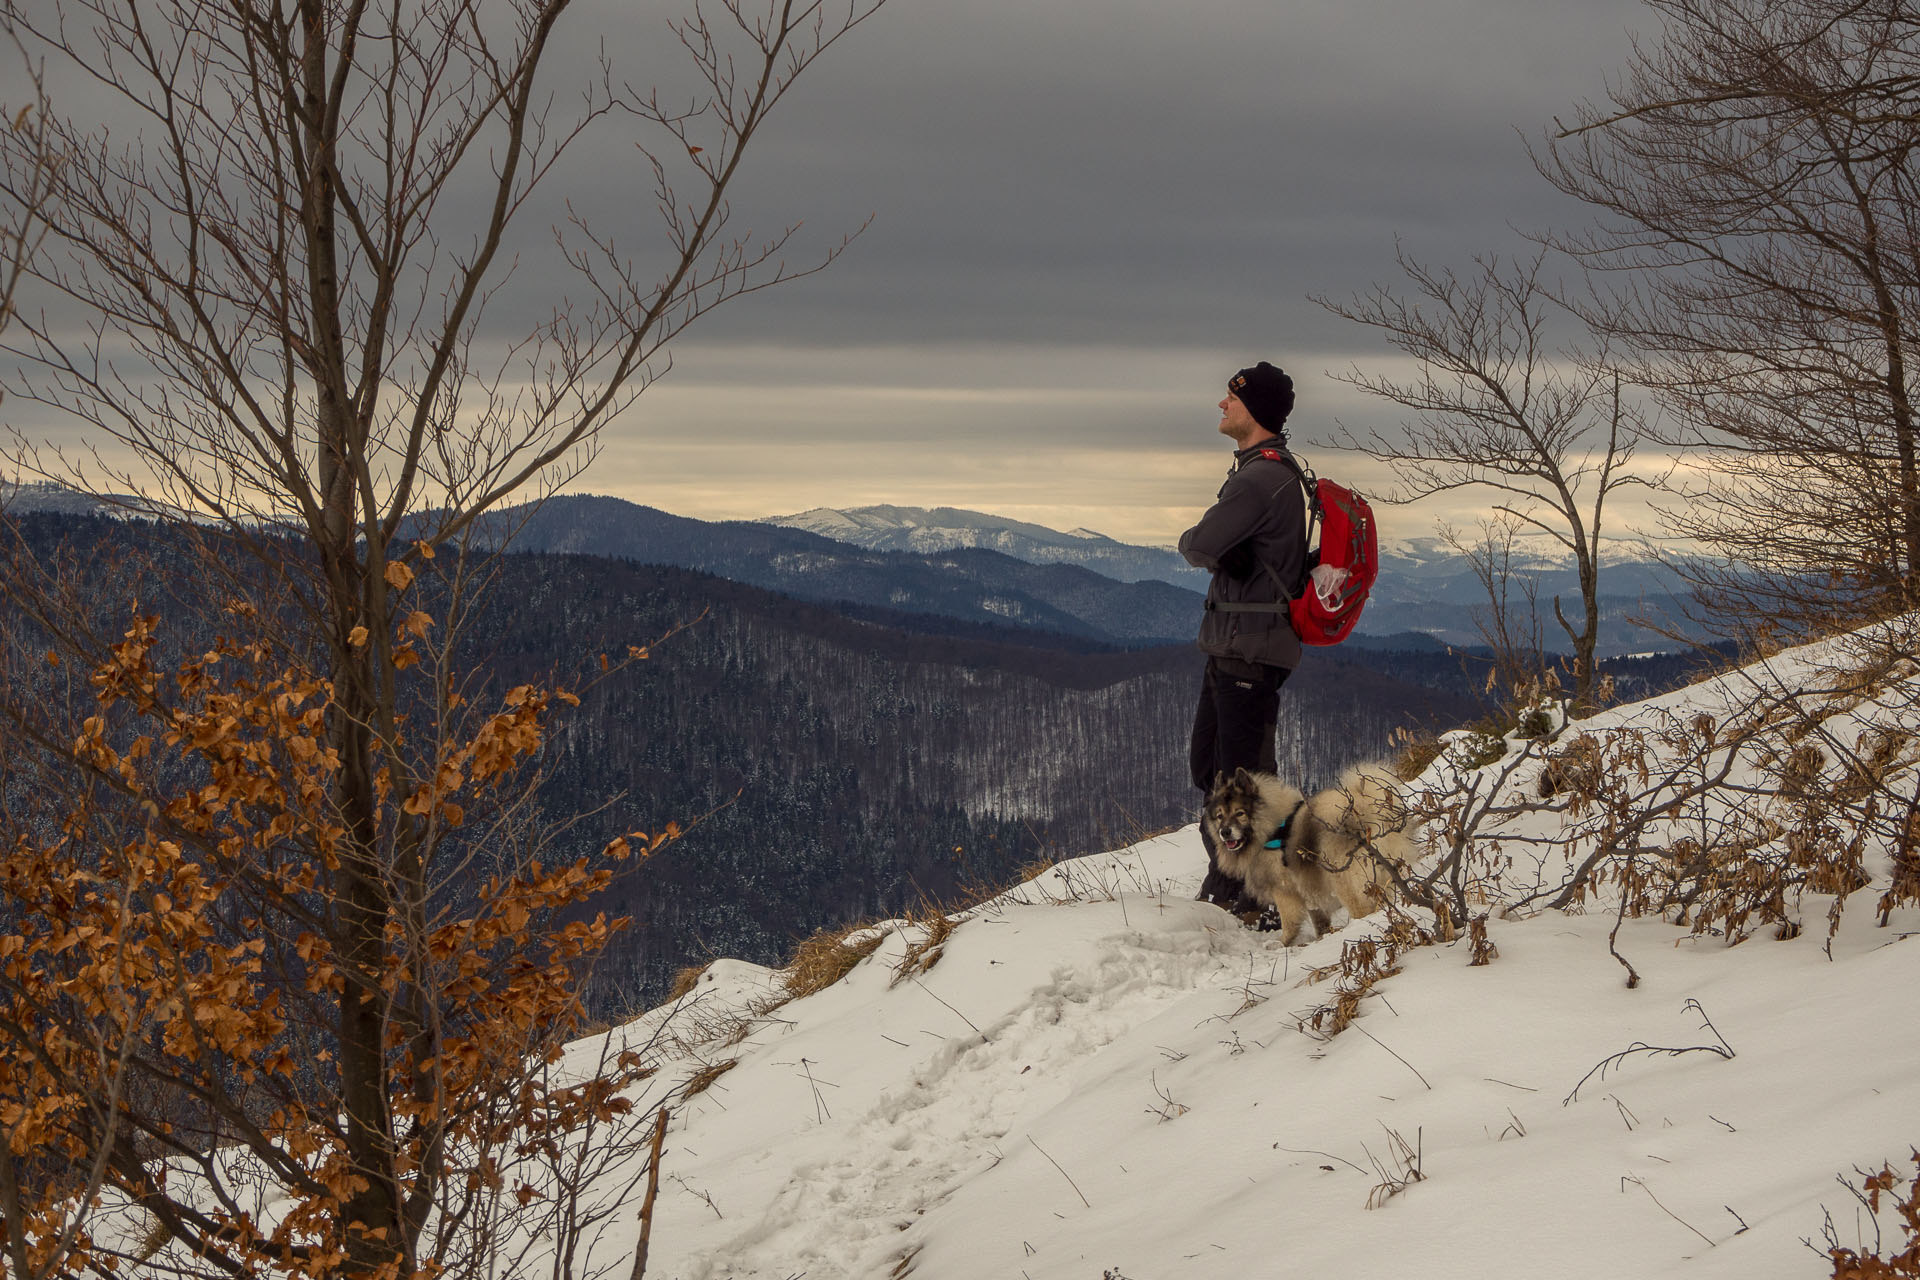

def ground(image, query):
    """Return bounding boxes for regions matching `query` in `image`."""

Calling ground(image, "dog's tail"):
[1334,762,1414,839]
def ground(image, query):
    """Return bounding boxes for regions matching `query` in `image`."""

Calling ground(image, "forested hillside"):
[464,550,1474,1008]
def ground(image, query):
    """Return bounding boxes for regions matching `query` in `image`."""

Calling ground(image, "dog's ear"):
[1211,770,1227,792]
[1232,766,1254,787]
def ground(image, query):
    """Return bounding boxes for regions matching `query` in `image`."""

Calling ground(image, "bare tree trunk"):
[1541,0,1920,625]
[1316,250,1660,715]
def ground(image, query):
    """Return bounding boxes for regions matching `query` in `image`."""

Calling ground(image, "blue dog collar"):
[1262,798,1308,849]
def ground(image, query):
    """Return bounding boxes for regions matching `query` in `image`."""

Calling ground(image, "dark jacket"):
[1178,439,1309,670]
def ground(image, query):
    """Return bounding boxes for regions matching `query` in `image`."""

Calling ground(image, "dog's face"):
[1203,769,1263,855]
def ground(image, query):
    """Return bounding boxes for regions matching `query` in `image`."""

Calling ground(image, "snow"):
[761,505,1174,568]
[601,849,1915,1279]
[580,623,1920,1279]
[107,625,1920,1279]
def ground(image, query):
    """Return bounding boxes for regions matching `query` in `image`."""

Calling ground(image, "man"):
[1178,361,1309,909]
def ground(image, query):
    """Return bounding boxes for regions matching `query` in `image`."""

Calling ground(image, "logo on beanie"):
[1227,361,1295,432]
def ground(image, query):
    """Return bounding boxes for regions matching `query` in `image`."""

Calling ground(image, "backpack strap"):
[1242,446,1321,549]
[1204,561,1299,613]
[1266,447,1322,539]
[1204,446,1317,615]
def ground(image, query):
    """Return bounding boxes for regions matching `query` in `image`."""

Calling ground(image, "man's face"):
[1217,391,1261,444]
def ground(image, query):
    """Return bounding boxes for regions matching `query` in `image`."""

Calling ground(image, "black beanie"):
[1228,361,1295,434]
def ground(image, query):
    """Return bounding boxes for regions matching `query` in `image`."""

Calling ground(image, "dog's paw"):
[1248,905,1284,933]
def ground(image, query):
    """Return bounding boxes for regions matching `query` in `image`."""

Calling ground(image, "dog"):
[1201,763,1417,945]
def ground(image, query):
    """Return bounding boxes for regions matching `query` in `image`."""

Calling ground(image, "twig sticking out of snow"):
[1349,1021,1432,1090]
[1273,1143,1369,1176]
[798,1058,834,1123]
[1621,1174,1715,1247]
[1145,1070,1190,1123]
[1564,998,1735,1105]
[1028,1136,1092,1209]
[908,976,982,1036]
[1363,1125,1425,1209]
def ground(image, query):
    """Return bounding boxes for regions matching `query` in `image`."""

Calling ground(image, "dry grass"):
[1390,732,1445,782]
[1364,1125,1426,1209]
[1301,906,1435,1037]
[1536,732,1605,800]
[1017,857,1057,883]
[132,1213,170,1262]
[668,961,710,1002]
[890,903,958,987]
[718,1014,765,1049]
[679,1057,739,1100]
[657,998,756,1058]
[782,919,890,1000]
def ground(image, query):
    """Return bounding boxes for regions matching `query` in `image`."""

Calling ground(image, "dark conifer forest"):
[468,550,1479,1012]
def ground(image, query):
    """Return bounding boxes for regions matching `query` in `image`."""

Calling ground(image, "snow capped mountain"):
[1373,533,1687,605]
[549,623,1918,1279]
[0,480,163,519]
[771,504,1124,553]
[764,505,1209,589]
[764,506,1681,595]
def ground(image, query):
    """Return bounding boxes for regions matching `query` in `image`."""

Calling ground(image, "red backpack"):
[1258,450,1379,646]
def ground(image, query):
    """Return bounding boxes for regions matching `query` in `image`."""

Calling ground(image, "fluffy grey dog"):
[1201,763,1417,945]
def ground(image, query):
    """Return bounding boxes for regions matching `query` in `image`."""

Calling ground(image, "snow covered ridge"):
[96,622,1920,1279]
[0,479,170,519]
[510,619,1910,1279]
[767,504,1145,554]
[761,503,1208,589]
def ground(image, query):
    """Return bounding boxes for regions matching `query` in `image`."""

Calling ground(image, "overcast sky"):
[555,0,1660,547]
[7,0,1662,548]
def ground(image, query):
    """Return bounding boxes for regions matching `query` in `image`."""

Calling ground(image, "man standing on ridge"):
[1178,361,1309,910]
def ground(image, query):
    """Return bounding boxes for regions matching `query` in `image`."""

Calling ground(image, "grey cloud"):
[604,0,1653,347]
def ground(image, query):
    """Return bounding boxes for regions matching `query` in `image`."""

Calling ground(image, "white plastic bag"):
[1310,563,1349,608]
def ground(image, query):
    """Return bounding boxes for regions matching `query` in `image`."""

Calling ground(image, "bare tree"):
[0,22,49,387]
[0,0,882,1275]
[1317,248,1662,712]
[1541,0,1920,629]
[1441,513,1550,699]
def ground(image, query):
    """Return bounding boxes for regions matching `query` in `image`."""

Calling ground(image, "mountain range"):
[463,494,1706,655]
[1,479,160,517]
[764,504,1702,655]
[6,481,1709,654]
[464,495,1202,647]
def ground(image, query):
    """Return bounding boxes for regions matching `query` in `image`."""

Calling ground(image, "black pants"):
[1189,655,1290,907]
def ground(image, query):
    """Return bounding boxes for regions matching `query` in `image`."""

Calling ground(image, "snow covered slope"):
[570,626,1920,1280]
